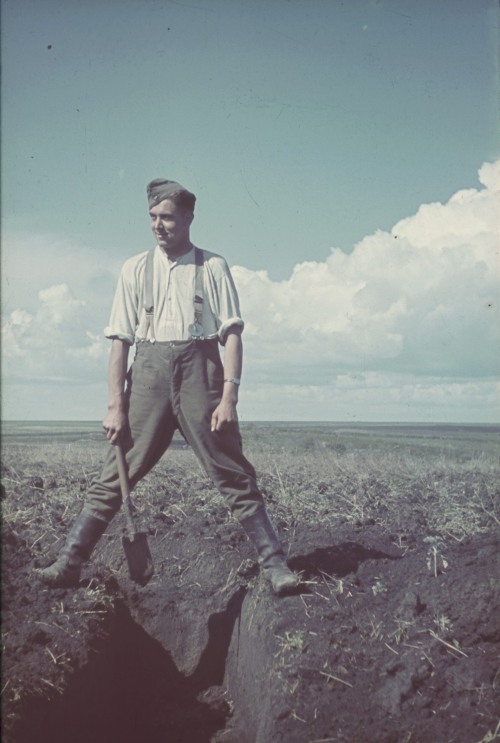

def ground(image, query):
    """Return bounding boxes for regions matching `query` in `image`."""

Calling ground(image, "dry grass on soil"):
[2,423,500,743]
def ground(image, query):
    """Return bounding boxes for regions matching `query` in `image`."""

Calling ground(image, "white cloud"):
[478,160,500,193]
[1,231,122,316]
[233,159,500,388]
[2,283,108,385]
[2,160,499,421]
[237,376,500,423]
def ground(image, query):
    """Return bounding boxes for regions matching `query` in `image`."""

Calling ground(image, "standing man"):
[40,178,299,595]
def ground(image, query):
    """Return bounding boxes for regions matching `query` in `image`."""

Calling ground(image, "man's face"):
[149,198,193,254]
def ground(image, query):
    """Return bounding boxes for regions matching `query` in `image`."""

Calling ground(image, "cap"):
[146,178,194,208]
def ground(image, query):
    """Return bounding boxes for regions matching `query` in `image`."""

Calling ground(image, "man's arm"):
[211,327,242,432]
[102,338,130,443]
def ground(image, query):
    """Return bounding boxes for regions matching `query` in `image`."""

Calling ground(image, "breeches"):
[84,339,264,523]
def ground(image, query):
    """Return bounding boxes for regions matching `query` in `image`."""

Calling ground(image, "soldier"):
[39,178,299,595]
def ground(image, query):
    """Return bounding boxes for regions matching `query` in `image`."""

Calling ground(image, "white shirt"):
[104,245,244,345]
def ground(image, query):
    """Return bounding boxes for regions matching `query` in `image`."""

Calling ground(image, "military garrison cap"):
[146,178,195,208]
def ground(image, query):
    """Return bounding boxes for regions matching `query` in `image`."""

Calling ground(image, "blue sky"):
[2,0,499,422]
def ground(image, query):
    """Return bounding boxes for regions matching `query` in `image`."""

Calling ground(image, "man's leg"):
[175,342,299,594]
[39,345,176,587]
[179,415,299,594]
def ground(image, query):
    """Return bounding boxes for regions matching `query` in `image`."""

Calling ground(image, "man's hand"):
[211,399,238,432]
[212,328,242,432]
[103,406,128,444]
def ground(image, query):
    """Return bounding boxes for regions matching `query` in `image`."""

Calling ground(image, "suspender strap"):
[194,247,204,329]
[142,247,204,343]
[143,249,155,342]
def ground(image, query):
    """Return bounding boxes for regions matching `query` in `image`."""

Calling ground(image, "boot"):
[241,509,299,595]
[38,511,108,588]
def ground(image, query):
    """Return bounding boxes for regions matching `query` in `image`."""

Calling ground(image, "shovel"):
[115,443,154,586]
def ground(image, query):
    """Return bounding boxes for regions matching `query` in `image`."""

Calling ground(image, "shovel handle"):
[115,443,136,539]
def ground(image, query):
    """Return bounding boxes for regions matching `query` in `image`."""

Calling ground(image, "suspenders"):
[189,248,205,338]
[143,247,205,343]
[143,249,156,341]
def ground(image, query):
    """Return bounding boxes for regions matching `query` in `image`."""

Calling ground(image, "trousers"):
[84,339,264,523]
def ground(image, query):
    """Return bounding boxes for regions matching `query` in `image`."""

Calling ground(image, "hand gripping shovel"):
[115,444,154,586]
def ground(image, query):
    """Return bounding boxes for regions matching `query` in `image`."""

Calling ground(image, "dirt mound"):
[223,527,500,742]
[2,434,500,743]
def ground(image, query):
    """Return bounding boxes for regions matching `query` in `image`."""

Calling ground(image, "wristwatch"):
[224,377,241,385]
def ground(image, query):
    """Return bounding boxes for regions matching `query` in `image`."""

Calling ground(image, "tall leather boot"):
[38,511,109,588]
[241,509,299,595]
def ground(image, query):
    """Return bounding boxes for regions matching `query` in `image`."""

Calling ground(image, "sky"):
[1,0,499,423]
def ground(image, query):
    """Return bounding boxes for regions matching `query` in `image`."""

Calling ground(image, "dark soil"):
[2,451,500,743]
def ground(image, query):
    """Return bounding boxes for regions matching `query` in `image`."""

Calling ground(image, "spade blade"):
[122,532,154,586]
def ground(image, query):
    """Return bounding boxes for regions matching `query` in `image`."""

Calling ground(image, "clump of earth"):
[2,450,500,743]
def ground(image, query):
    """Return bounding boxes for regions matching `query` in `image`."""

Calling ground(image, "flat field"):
[2,422,500,743]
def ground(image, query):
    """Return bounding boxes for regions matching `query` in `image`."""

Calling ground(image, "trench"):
[10,539,404,743]
[11,589,251,743]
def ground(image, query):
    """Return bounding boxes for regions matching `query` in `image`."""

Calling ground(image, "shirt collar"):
[156,244,195,267]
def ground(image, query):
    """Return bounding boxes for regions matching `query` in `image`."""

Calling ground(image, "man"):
[40,178,299,595]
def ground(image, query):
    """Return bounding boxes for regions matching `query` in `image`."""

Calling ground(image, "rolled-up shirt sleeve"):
[104,254,145,345]
[204,254,245,344]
